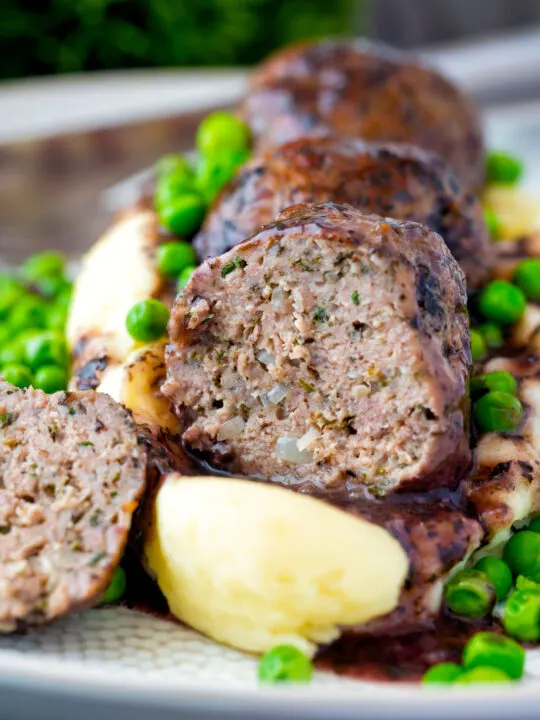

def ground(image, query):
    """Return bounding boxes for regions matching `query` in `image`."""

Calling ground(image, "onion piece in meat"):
[271,286,287,310]
[267,383,290,404]
[256,350,275,367]
[217,416,245,441]
[297,427,321,452]
[276,436,314,465]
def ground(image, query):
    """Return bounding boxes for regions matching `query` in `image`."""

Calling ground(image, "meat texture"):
[0,382,146,631]
[165,202,472,495]
[195,136,491,289]
[240,39,485,192]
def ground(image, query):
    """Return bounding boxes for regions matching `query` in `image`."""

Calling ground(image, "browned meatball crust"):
[0,382,146,631]
[164,202,472,495]
[195,136,491,289]
[240,39,485,192]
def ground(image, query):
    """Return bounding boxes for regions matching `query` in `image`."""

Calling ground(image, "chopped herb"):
[293,258,313,272]
[340,416,357,434]
[0,412,14,428]
[89,508,103,527]
[68,407,76,416]
[110,491,118,498]
[216,349,225,364]
[313,306,328,323]
[71,540,83,552]
[376,467,387,476]
[111,472,121,484]
[221,256,247,277]
[263,272,272,283]
[89,551,106,566]
[239,403,251,415]
[43,483,56,497]
[351,291,360,306]
[78,441,94,447]
[361,263,370,274]
[299,379,315,392]
[0,525,10,535]
[201,314,215,324]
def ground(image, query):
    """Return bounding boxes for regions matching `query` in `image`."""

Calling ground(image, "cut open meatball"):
[195,136,491,289]
[0,382,146,631]
[240,39,485,192]
[165,202,471,495]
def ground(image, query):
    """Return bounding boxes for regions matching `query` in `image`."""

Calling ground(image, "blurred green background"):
[1,0,357,80]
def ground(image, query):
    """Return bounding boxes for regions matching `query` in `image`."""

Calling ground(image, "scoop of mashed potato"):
[144,474,409,656]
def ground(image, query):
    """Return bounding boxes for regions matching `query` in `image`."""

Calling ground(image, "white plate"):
[4,99,540,720]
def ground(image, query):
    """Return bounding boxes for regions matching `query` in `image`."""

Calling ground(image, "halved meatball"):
[240,39,485,193]
[164,202,471,495]
[195,136,491,289]
[0,382,146,631]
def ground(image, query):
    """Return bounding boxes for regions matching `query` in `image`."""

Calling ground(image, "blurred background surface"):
[2,0,540,259]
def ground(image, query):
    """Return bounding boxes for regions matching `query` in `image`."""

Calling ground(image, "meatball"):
[195,136,491,289]
[0,382,146,631]
[164,202,471,495]
[240,39,485,192]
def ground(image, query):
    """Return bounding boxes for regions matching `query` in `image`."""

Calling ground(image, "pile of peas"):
[0,251,72,393]
[124,112,252,343]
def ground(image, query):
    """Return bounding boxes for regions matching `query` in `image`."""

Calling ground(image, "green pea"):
[470,371,518,399]
[258,645,313,684]
[462,632,525,680]
[487,151,523,186]
[158,193,206,237]
[504,589,540,641]
[35,275,71,300]
[177,264,197,291]
[484,207,502,240]
[444,570,496,617]
[528,517,540,534]
[0,325,12,348]
[33,365,68,394]
[473,557,513,602]
[422,662,463,684]
[1,364,33,389]
[195,148,250,203]
[503,530,540,579]
[8,296,47,333]
[479,322,504,350]
[0,341,26,367]
[514,258,540,302]
[455,667,513,684]
[0,280,26,319]
[23,331,68,371]
[470,329,487,361]
[196,112,251,156]
[154,169,196,211]
[156,241,197,278]
[478,280,526,325]
[474,391,523,434]
[100,566,127,605]
[156,154,194,180]
[46,304,68,332]
[516,575,540,592]
[23,251,66,281]
[126,299,169,343]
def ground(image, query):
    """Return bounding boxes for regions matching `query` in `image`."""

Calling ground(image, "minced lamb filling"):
[173,230,462,493]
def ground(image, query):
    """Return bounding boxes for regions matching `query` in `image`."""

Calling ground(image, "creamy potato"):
[483,185,540,241]
[144,474,409,656]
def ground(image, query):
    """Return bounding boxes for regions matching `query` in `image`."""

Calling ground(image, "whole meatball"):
[194,136,491,290]
[240,39,485,192]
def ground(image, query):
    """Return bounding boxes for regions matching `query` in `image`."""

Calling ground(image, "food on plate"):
[194,136,491,289]
[165,202,471,493]
[0,381,146,631]
[240,39,484,191]
[143,474,409,655]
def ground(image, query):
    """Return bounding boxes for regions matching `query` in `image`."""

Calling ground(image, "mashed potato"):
[144,474,409,656]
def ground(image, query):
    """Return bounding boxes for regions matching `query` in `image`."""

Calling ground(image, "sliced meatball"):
[195,136,491,289]
[240,39,485,192]
[0,382,146,631]
[164,202,471,495]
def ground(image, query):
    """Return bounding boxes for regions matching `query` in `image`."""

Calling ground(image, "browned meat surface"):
[195,136,491,289]
[343,496,483,635]
[0,382,146,631]
[165,202,471,495]
[240,39,485,192]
